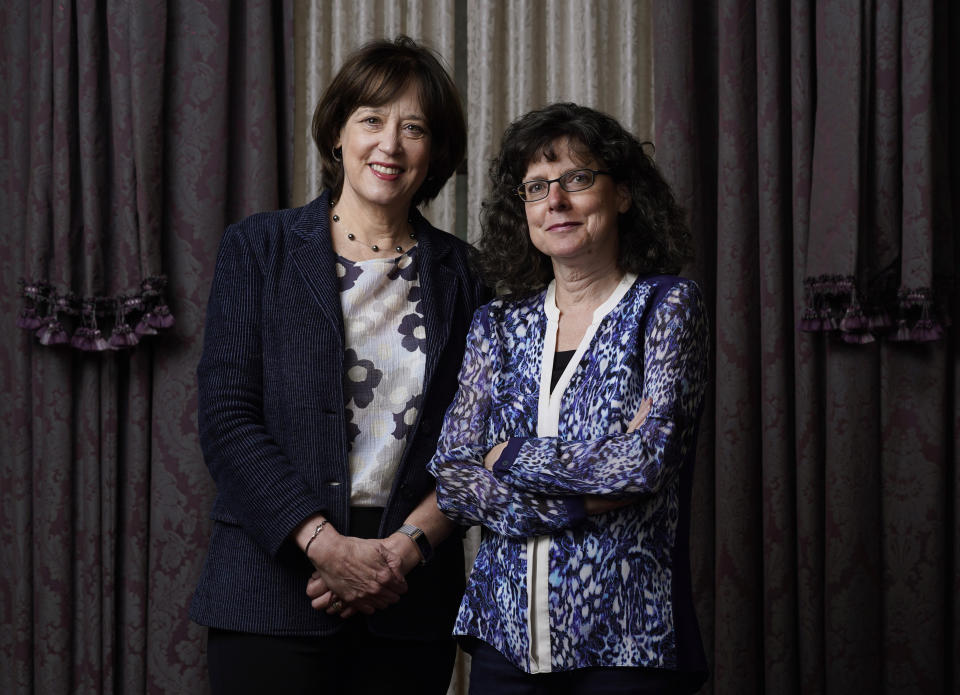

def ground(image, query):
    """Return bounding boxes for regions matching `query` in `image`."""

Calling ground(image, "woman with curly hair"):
[429,102,709,693]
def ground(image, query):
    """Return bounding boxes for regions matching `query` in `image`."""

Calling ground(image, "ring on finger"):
[331,599,344,613]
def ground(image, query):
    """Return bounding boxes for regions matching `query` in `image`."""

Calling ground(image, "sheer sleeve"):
[491,281,708,498]
[428,305,586,539]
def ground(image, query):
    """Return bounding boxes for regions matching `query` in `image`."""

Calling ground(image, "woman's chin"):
[344,184,415,212]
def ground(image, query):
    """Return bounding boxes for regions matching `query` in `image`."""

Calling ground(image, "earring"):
[332,147,342,162]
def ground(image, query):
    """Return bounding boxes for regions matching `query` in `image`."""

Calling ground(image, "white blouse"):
[336,247,426,506]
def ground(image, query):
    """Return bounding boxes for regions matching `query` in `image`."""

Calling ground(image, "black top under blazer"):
[190,190,486,638]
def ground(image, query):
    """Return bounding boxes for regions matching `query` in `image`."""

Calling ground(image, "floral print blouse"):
[338,247,425,506]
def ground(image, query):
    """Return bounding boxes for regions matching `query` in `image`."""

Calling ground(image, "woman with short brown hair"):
[191,36,483,694]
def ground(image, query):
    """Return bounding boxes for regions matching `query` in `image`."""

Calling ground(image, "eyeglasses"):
[514,168,611,202]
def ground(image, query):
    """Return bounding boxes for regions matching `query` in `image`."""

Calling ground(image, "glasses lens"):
[560,170,595,192]
[520,180,549,201]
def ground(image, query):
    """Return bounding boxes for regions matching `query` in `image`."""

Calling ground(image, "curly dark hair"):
[311,36,466,207]
[478,102,693,296]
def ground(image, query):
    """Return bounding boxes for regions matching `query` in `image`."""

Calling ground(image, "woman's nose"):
[379,129,402,155]
[546,182,570,210]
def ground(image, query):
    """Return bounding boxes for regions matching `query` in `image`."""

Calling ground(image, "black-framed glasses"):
[514,168,611,202]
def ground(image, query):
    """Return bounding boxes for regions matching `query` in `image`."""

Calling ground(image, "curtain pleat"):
[755,2,800,692]
[464,0,652,242]
[655,2,958,695]
[799,0,949,343]
[713,2,763,694]
[293,1,652,244]
[0,0,33,670]
[0,2,295,693]
[805,2,863,280]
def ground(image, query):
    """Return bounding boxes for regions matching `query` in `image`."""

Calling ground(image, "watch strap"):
[397,523,433,564]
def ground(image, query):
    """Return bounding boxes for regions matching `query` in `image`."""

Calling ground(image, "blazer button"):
[326,481,341,487]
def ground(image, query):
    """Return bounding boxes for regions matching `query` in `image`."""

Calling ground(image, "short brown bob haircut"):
[311,36,466,207]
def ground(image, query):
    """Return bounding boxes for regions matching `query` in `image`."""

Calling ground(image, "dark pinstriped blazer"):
[190,190,486,638]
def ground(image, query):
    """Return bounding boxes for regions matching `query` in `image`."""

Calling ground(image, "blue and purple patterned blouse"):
[428,273,709,678]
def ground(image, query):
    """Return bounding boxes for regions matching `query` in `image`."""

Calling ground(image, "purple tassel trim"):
[801,276,949,345]
[910,318,944,343]
[840,305,867,332]
[71,327,111,352]
[17,276,174,352]
[147,305,175,328]
[890,319,912,342]
[798,307,822,332]
[109,324,140,348]
[867,311,892,331]
[17,308,44,330]
[36,319,70,346]
[841,331,875,345]
[135,317,159,336]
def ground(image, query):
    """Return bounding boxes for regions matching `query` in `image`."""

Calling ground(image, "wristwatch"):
[397,524,433,565]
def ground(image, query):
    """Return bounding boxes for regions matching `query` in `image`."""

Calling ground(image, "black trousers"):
[207,621,456,695]
[468,641,699,695]
[207,508,456,695]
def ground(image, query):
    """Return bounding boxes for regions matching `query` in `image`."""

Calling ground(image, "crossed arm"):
[428,283,708,539]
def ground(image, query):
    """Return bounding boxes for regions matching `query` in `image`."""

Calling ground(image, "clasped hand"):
[305,531,408,619]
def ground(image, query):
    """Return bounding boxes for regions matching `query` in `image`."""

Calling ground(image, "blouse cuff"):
[564,496,587,526]
[491,437,528,478]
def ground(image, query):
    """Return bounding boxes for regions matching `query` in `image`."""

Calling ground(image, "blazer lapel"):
[288,193,345,337]
[285,196,458,392]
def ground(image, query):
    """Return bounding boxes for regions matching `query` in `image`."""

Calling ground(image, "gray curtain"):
[0,1,293,692]
[654,1,958,693]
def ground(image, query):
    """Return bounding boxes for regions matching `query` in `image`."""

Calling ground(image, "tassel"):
[841,331,875,345]
[147,304,175,328]
[17,307,44,330]
[36,319,69,345]
[867,311,891,331]
[910,318,943,342]
[70,326,96,351]
[109,299,140,348]
[799,306,821,332]
[839,283,867,333]
[911,300,944,343]
[109,324,140,348]
[840,306,866,332]
[135,315,159,336]
[71,326,112,351]
[819,308,838,331]
[891,318,911,342]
